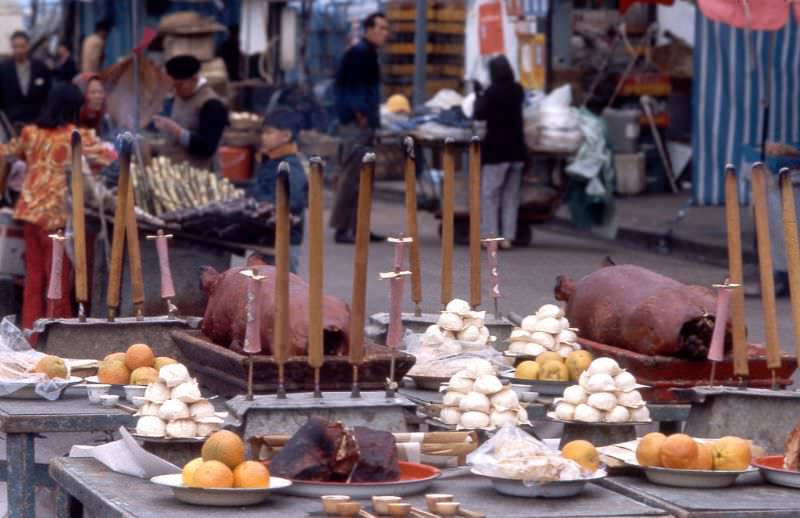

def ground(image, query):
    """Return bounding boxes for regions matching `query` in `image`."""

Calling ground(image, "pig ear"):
[200,266,220,294]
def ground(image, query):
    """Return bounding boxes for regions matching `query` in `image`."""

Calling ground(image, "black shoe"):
[334,230,355,244]
[369,232,386,242]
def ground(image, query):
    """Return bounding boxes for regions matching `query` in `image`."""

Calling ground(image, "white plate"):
[150,474,291,506]
[471,468,605,498]
[0,376,84,400]
[641,465,756,488]
[277,462,441,498]
[546,412,652,426]
[500,371,571,396]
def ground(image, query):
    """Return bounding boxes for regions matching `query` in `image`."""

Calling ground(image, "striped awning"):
[692,12,800,205]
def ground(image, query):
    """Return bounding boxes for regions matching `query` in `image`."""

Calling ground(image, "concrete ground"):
[2,196,797,516]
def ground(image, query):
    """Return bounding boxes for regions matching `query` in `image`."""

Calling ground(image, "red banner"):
[479,2,505,56]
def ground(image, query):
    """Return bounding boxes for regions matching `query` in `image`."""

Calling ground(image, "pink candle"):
[243,273,262,354]
[487,240,500,299]
[708,286,731,362]
[386,240,406,349]
[47,238,64,301]
[155,236,176,299]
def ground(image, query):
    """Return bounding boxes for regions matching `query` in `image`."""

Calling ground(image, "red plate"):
[752,455,800,489]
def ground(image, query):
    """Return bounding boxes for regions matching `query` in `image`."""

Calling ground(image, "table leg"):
[6,432,36,518]
[55,485,81,518]
[658,420,683,435]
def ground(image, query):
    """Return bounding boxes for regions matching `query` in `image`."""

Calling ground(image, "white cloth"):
[240,0,269,54]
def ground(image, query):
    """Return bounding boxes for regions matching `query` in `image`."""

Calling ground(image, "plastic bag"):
[0,317,74,400]
[467,424,603,484]
[403,332,508,378]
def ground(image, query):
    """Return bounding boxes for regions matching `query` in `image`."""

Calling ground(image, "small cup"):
[86,384,111,404]
[321,495,350,514]
[123,384,146,402]
[386,502,412,517]
[99,394,119,407]
[372,495,402,514]
[426,494,453,512]
[131,396,148,408]
[336,501,361,517]
[435,502,460,517]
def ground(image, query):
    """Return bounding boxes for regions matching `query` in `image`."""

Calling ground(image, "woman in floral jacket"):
[1,83,116,330]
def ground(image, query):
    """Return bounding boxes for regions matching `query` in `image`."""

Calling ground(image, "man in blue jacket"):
[253,107,308,273]
[329,12,389,244]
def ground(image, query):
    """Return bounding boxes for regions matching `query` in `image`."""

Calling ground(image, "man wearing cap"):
[153,54,228,170]
[329,12,389,244]
[253,106,307,273]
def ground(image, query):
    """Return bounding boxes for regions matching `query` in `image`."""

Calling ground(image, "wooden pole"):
[724,166,749,377]
[403,137,422,315]
[780,168,800,369]
[308,157,324,397]
[469,137,482,309]
[349,153,375,397]
[106,134,133,321]
[751,163,782,370]
[70,130,88,320]
[273,162,291,398]
[441,138,455,307]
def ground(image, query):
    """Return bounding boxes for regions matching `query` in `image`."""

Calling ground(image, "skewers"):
[308,157,325,398]
[349,153,376,398]
[273,163,292,399]
[441,139,455,308]
[468,137,481,310]
[69,130,88,321]
[403,137,423,316]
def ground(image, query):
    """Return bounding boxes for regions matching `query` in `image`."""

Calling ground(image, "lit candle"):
[154,233,176,299]
[47,232,66,302]
[243,271,262,354]
[708,283,732,363]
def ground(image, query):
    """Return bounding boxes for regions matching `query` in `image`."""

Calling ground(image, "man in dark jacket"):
[153,55,229,171]
[0,31,52,129]
[328,12,389,244]
[473,55,526,249]
[253,107,308,273]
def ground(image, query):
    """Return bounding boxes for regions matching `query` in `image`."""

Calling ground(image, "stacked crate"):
[384,0,466,101]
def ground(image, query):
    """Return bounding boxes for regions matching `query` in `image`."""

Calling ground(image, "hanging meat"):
[200,262,350,356]
[554,264,731,359]
[269,417,400,483]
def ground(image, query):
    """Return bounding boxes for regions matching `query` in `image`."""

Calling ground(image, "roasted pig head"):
[555,263,732,359]
[200,264,350,355]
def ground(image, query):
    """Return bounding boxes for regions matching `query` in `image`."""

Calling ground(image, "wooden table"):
[0,393,135,518]
[50,457,670,518]
[599,473,800,517]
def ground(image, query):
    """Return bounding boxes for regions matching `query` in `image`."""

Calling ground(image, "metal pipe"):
[412,0,428,107]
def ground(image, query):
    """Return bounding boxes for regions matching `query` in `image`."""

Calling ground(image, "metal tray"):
[276,461,440,498]
[0,376,84,400]
[500,371,570,396]
[753,455,800,489]
[641,465,756,488]
[406,375,450,391]
[471,468,606,498]
[150,473,292,506]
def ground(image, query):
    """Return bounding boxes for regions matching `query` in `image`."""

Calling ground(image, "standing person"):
[328,12,389,244]
[0,31,52,129]
[0,83,116,330]
[473,55,526,249]
[51,41,79,83]
[73,72,116,142]
[153,54,229,170]
[81,19,110,73]
[253,107,308,274]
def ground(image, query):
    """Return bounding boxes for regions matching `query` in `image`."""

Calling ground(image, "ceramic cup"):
[386,502,412,517]
[320,495,350,514]
[335,501,361,517]
[435,501,460,517]
[426,494,453,511]
[123,385,146,402]
[86,384,111,404]
[99,394,119,407]
[372,495,402,514]
[131,396,148,408]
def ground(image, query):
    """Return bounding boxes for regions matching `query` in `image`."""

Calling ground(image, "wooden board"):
[50,457,669,517]
[0,392,135,434]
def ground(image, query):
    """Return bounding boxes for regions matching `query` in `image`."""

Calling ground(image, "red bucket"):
[219,146,253,181]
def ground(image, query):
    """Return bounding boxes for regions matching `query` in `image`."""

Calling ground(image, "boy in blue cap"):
[253,107,307,273]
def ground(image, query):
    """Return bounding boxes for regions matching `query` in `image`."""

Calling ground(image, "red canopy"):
[698,0,800,30]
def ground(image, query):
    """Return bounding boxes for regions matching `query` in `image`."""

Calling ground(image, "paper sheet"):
[69,426,180,478]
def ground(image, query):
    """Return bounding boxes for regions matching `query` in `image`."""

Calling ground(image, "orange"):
[711,436,752,471]
[660,434,698,469]
[636,432,666,467]
[130,366,158,385]
[34,355,67,379]
[201,430,246,469]
[233,460,270,488]
[182,457,204,486]
[561,440,599,471]
[97,359,130,385]
[190,460,233,488]
[691,442,714,470]
[125,343,155,370]
[103,352,126,363]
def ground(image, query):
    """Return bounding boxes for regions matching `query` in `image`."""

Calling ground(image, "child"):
[253,107,308,273]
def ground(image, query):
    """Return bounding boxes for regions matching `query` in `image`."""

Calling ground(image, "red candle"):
[154,235,176,299]
[386,238,408,349]
[708,285,731,362]
[47,236,64,301]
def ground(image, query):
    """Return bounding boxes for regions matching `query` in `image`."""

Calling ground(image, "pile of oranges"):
[182,430,270,489]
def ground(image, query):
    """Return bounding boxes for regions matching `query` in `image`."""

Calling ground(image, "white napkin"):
[69,426,180,478]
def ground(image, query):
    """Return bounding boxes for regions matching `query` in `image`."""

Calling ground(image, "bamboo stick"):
[308,157,324,396]
[106,134,133,320]
[403,137,423,315]
[724,166,749,376]
[441,138,455,306]
[469,137,481,309]
[273,163,291,398]
[780,168,800,368]
[70,131,88,309]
